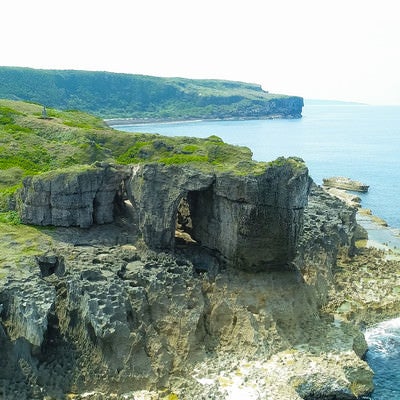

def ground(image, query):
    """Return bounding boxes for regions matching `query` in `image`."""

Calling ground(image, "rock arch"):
[129,162,311,271]
[128,164,215,250]
[17,161,311,271]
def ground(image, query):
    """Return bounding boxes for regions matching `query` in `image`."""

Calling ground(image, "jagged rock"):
[0,276,56,347]
[295,184,358,303]
[1,169,383,399]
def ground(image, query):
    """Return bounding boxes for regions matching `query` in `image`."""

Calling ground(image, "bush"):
[0,211,21,225]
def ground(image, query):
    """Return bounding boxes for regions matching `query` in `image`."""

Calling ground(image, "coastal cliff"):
[17,160,310,272]
[1,163,376,399]
[0,100,388,399]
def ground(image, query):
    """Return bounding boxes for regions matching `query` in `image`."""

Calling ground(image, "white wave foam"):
[365,317,400,357]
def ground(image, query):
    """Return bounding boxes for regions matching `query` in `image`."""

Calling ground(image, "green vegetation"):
[0,67,303,120]
[0,211,21,225]
[0,99,305,271]
[0,100,278,206]
[0,99,305,218]
[0,222,53,271]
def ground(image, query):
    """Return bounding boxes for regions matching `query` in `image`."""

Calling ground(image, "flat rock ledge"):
[323,177,369,193]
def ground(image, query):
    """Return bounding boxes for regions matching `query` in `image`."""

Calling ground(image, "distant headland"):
[0,66,303,120]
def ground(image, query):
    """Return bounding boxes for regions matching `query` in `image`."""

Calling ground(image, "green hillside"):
[0,67,303,120]
[0,99,280,215]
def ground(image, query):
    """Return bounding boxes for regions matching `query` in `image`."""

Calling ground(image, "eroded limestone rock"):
[2,164,383,400]
[129,160,310,271]
[0,276,55,347]
[17,162,131,228]
[295,184,358,304]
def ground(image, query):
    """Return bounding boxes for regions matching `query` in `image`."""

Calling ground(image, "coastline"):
[104,114,302,127]
[324,186,400,255]
[356,209,400,254]
[323,186,400,327]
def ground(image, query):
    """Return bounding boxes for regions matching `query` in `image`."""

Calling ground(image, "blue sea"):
[114,103,400,399]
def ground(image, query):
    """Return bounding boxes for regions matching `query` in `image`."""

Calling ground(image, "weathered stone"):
[0,276,56,347]
[127,163,215,250]
[129,160,311,271]
[0,201,378,400]
[295,183,359,303]
[16,158,311,271]
[1,165,387,399]
[17,163,131,228]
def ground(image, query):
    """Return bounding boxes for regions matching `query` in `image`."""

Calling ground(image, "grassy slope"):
[0,67,302,119]
[0,99,275,208]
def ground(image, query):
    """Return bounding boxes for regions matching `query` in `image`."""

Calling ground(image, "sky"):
[1,0,400,105]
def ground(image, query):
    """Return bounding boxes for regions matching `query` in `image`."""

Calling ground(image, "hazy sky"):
[2,0,400,105]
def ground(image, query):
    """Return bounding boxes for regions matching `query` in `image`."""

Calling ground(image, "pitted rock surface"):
[0,181,383,399]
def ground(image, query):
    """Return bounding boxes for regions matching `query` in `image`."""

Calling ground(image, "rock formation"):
[0,160,380,399]
[17,159,311,272]
[323,176,369,192]
[17,162,131,228]
[128,161,310,271]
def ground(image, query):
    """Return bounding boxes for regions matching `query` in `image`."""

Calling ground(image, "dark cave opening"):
[175,195,198,246]
[174,190,221,274]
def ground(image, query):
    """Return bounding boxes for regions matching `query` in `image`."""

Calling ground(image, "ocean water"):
[114,104,400,399]
[364,318,400,399]
[116,104,400,228]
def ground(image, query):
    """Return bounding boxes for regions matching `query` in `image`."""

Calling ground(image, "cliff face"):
[17,160,310,272]
[17,163,131,228]
[0,160,375,399]
[129,162,310,271]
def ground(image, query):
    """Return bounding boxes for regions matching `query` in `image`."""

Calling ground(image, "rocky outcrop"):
[0,276,56,347]
[17,162,131,228]
[0,175,378,400]
[323,176,369,192]
[295,184,358,303]
[17,159,311,272]
[129,161,310,271]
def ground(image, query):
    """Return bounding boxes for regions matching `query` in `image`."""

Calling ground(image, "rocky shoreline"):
[323,177,369,193]
[1,172,399,399]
